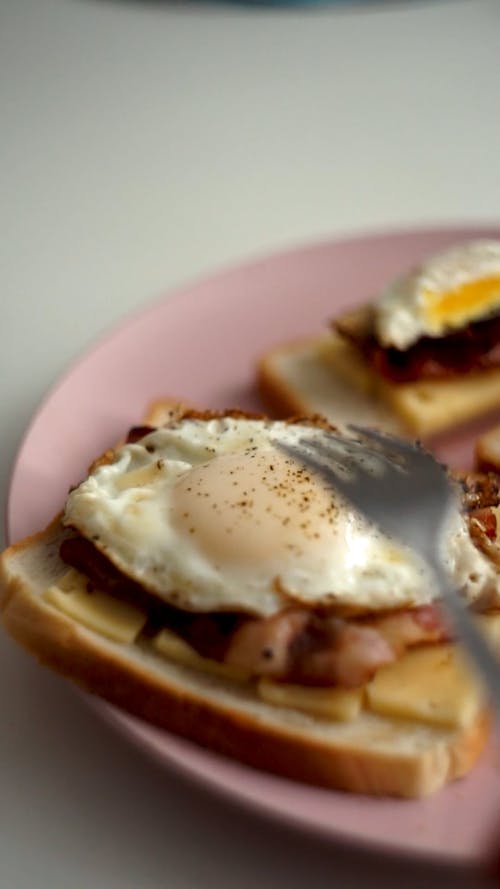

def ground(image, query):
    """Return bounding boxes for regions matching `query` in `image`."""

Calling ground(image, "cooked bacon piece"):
[182,613,244,661]
[468,508,500,569]
[224,609,310,678]
[365,604,450,658]
[289,618,395,688]
[224,605,449,688]
[225,610,394,687]
[458,472,500,512]
[60,535,127,591]
[453,473,500,565]
[335,313,500,383]
[469,508,498,541]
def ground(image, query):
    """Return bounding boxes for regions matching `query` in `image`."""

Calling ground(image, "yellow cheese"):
[258,678,362,721]
[45,571,146,644]
[366,644,483,728]
[153,628,250,682]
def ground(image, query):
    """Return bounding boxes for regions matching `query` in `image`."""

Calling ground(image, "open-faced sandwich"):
[258,240,500,437]
[1,404,500,798]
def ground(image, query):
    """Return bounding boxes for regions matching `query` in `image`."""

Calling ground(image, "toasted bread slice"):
[258,333,500,438]
[476,424,500,473]
[0,517,491,799]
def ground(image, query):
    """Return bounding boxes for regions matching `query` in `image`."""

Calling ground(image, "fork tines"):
[300,428,410,480]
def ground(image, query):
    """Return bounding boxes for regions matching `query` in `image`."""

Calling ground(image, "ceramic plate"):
[7,225,500,865]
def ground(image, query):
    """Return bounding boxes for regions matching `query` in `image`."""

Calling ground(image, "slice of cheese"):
[153,628,250,682]
[366,644,483,728]
[45,571,146,644]
[258,678,362,721]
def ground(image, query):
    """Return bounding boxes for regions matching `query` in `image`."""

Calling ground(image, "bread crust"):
[0,519,490,799]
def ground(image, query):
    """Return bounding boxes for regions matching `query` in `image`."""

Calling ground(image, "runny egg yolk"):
[374,241,500,349]
[170,449,338,570]
[423,276,500,333]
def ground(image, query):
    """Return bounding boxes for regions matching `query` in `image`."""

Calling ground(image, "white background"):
[1,0,500,886]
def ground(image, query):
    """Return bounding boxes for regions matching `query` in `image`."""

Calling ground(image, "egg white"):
[62,417,498,616]
[375,240,500,350]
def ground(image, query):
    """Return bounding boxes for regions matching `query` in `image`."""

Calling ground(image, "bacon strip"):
[224,605,450,688]
[335,313,500,383]
[458,472,500,512]
[470,508,498,541]
[468,508,500,569]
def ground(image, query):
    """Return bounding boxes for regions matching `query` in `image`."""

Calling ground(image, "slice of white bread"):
[476,424,500,473]
[257,333,500,438]
[0,517,491,799]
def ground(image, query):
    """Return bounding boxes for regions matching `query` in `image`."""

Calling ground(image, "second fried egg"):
[375,240,500,350]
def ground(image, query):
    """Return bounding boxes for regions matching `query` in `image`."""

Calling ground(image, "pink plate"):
[7,224,500,866]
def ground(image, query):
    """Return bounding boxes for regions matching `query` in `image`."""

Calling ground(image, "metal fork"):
[277,425,500,715]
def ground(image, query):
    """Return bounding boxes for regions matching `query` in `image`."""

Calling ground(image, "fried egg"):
[375,240,500,350]
[63,416,498,616]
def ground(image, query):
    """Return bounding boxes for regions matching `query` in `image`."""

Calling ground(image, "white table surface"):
[2,0,500,886]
